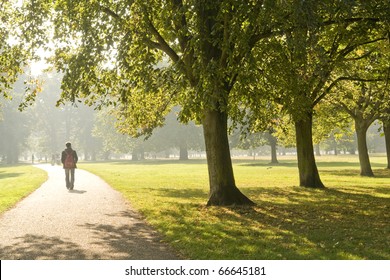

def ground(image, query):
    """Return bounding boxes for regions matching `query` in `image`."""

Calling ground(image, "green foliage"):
[253,1,388,120]
[93,108,136,156]
[145,107,205,153]
[0,0,28,98]
[20,0,294,131]
[312,101,352,145]
[326,41,390,126]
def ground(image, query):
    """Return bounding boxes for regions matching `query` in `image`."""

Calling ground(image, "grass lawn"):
[80,155,390,260]
[0,165,47,214]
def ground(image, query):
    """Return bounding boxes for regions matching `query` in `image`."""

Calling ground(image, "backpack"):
[64,150,75,169]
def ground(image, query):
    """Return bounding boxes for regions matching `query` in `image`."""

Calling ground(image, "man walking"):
[61,142,78,190]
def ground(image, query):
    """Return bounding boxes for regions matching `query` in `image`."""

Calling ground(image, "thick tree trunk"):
[179,142,189,160]
[269,134,279,164]
[139,148,145,160]
[355,120,374,176]
[383,121,390,169]
[202,109,254,206]
[6,133,19,164]
[294,113,325,188]
[132,150,138,161]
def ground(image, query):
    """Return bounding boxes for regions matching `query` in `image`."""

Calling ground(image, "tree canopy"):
[3,0,390,205]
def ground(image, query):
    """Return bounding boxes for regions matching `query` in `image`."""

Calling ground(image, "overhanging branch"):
[313,76,384,107]
[144,15,180,63]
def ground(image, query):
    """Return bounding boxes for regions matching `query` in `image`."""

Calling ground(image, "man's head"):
[66,142,72,148]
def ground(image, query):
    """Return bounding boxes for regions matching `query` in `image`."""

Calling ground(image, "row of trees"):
[1,1,390,205]
[0,72,205,163]
[1,73,386,164]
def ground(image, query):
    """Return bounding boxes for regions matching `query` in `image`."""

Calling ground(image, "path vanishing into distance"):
[0,164,181,260]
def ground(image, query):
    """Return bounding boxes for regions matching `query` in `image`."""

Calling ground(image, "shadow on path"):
[0,165,182,260]
[0,234,95,260]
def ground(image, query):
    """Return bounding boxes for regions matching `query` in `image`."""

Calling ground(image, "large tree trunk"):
[202,109,254,206]
[383,120,390,169]
[355,119,374,177]
[294,112,325,188]
[131,150,138,161]
[179,141,189,160]
[268,134,279,164]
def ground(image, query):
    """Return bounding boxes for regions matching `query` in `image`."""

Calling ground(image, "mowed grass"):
[80,156,390,260]
[0,165,47,214]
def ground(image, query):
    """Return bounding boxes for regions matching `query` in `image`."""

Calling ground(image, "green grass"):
[0,165,47,214]
[79,156,390,260]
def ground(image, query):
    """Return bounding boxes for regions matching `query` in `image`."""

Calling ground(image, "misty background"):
[0,71,386,164]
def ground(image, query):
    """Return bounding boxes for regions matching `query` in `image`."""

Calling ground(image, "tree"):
[145,107,204,160]
[381,109,390,169]
[245,1,389,187]
[23,0,292,206]
[312,101,355,156]
[0,0,28,100]
[326,41,390,176]
[330,82,385,176]
[230,129,279,163]
[0,78,31,163]
[92,109,135,160]
[320,126,357,155]
[18,1,390,198]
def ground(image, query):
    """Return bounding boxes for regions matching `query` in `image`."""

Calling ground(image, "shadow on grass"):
[81,159,208,166]
[322,168,390,178]
[238,161,387,170]
[0,171,22,179]
[146,187,208,199]
[143,186,390,260]
[238,161,298,168]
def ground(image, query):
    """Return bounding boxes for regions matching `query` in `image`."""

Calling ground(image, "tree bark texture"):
[383,120,390,169]
[355,119,374,177]
[294,113,325,188]
[202,109,254,206]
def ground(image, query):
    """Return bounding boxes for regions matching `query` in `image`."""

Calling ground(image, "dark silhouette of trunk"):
[355,118,374,176]
[268,133,278,164]
[383,120,390,169]
[202,109,254,206]
[179,142,189,160]
[139,147,145,160]
[5,133,19,164]
[132,150,138,161]
[294,112,325,188]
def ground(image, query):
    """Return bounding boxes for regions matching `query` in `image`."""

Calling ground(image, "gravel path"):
[0,164,181,260]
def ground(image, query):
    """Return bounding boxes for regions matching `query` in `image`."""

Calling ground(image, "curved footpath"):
[0,164,181,260]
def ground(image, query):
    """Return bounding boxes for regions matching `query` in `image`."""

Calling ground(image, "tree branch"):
[313,76,384,107]
[345,50,375,61]
[98,4,123,22]
[143,13,180,63]
[322,17,381,27]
